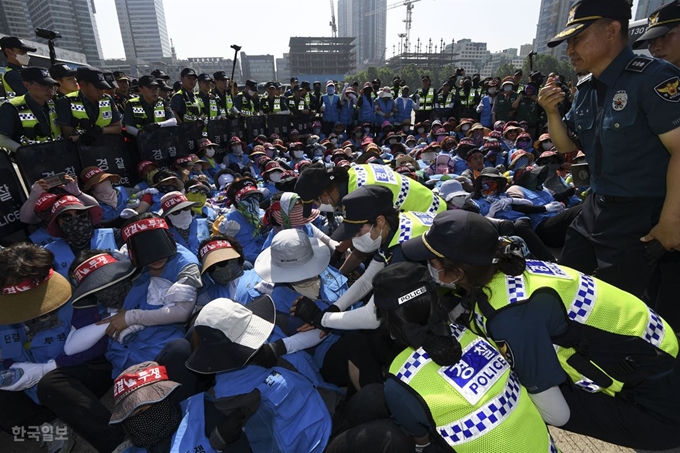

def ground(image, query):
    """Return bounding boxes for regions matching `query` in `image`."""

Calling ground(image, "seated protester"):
[459,147,485,183]
[294,186,435,333]
[507,148,535,172]
[465,123,490,148]
[374,261,559,453]
[188,154,213,185]
[263,141,281,161]
[0,244,121,453]
[195,138,221,182]
[511,131,536,162]
[274,169,298,193]
[425,146,457,177]
[45,195,116,277]
[160,192,210,256]
[80,166,151,224]
[536,151,581,208]
[506,165,582,249]
[152,170,185,206]
[210,169,238,214]
[184,179,217,221]
[403,211,680,451]
[260,160,284,202]
[133,160,159,191]
[534,132,553,156]
[173,155,195,185]
[349,126,364,148]
[413,121,429,142]
[25,192,60,246]
[482,138,504,169]
[501,123,522,152]
[288,141,309,167]
[222,136,251,172]
[261,192,334,250]
[215,177,267,264]
[453,118,474,141]
[451,137,476,175]
[470,168,556,262]
[108,361,214,452]
[186,298,334,453]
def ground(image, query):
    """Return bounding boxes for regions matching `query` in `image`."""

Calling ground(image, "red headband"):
[2,269,54,295]
[161,194,189,213]
[73,253,118,284]
[113,365,169,399]
[198,240,234,261]
[121,218,168,242]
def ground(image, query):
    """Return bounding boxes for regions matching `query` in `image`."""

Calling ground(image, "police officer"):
[112,71,131,114]
[0,36,36,99]
[455,76,480,121]
[309,80,323,115]
[170,68,200,124]
[403,209,680,450]
[633,1,680,67]
[435,80,455,120]
[260,81,290,115]
[212,70,236,117]
[0,67,60,152]
[284,76,298,98]
[102,71,118,99]
[538,0,680,300]
[49,64,78,99]
[56,66,122,144]
[412,75,435,124]
[288,85,310,132]
[123,75,176,137]
[234,79,260,117]
[197,73,221,125]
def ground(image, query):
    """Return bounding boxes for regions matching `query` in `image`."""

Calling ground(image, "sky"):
[93,0,640,61]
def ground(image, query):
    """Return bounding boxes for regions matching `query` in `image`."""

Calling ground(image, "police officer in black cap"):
[309,80,323,116]
[634,1,680,67]
[212,71,236,118]
[170,68,200,124]
[56,66,122,143]
[49,64,78,99]
[0,67,60,152]
[123,76,176,137]
[538,0,680,302]
[260,81,290,115]
[234,79,260,117]
[151,68,170,82]
[0,36,36,99]
[284,77,298,98]
[112,71,132,114]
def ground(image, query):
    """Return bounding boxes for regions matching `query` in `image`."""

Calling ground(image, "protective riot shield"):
[15,140,82,189]
[178,121,205,153]
[207,120,231,149]
[137,126,191,170]
[266,115,290,139]
[78,135,138,186]
[245,116,267,143]
[291,114,310,134]
[0,151,28,238]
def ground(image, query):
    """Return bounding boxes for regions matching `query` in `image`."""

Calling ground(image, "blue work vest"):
[46,228,117,277]
[358,94,375,124]
[225,210,265,264]
[0,303,73,404]
[479,96,494,128]
[159,244,200,282]
[516,186,556,230]
[321,94,340,123]
[339,99,355,126]
[395,97,414,124]
[168,217,210,256]
[99,188,130,223]
[374,98,395,124]
[29,227,55,247]
[213,365,331,453]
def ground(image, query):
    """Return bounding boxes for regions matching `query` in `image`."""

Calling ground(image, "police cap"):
[331,186,395,242]
[245,79,257,89]
[547,0,631,48]
[102,71,119,89]
[21,67,58,86]
[138,75,160,88]
[49,63,76,80]
[0,36,36,52]
[197,73,213,83]
[213,71,229,81]
[634,1,680,49]
[76,66,112,89]
[180,68,197,78]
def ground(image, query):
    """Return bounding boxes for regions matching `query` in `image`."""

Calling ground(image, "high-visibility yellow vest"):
[8,95,61,144]
[175,89,201,122]
[2,67,17,99]
[387,211,434,249]
[417,88,435,111]
[472,261,679,396]
[389,324,559,452]
[65,91,114,132]
[127,97,167,127]
[197,94,220,120]
[237,92,256,117]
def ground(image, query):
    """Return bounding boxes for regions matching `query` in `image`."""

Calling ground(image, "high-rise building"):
[534,0,574,61]
[446,39,490,74]
[276,54,290,83]
[338,0,386,70]
[635,0,666,20]
[241,53,276,83]
[115,0,171,61]
[0,0,33,40]
[27,0,103,66]
[288,37,356,80]
[519,43,534,57]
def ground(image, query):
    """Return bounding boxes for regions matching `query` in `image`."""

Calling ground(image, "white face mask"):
[15,53,30,66]
[293,150,305,159]
[169,209,193,230]
[352,225,382,253]
[318,203,335,212]
[313,128,321,134]
[427,262,459,289]
[422,152,436,163]
[542,141,553,150]
[461,125,471,132]
[204,148,215,158]
[330,138,337,144]
[231,146,243,156]
[269,172,282,183]
[248,89,256,97]
[488,88,497,95]
[417,128,425,134]
[364,127,371,133]
[503,85,512,92]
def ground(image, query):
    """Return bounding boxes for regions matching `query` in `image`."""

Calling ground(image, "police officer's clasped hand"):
[80,126,104,145]
[537,77,565,115]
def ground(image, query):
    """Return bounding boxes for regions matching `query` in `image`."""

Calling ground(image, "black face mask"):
[60,213,94,248]
[122,394,183,448]
[94,278,134,310]
[24,311,62,341]
[517,165,549,191]
[209,260,244,286]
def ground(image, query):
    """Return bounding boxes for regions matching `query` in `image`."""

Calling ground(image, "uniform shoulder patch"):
[495,339,515,368]
[625,55,654,73]
[576,74,592,88]
[654,77,680,103]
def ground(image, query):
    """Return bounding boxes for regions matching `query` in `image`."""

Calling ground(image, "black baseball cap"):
[213,71,229,81]
[372,261,436,311]
[634,1,680,49]
[265,81,276,89]
[102,71,119,89]
[295,162,334,217]
[49,63,76,80]
[156,78,173,91]
[112,71,129,81]
[402,210,499,265]
[547,0,631,48]
[21,67,58,86]
[0,36,36,52]
[290,77,298,83]
[514,69,523,76]
[180,68,197,78]
[245,79,257,89]
[76,66,111,89]
[138,75,160,88]
[198,73,213,83]
[331,186,395,241]
[151,69,170,80]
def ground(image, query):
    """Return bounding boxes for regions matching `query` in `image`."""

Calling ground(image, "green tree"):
[400,64,421,92]
[521,54,560,78]
[496,63,516,79]
[557,59,578,85]
[377,67,396,87]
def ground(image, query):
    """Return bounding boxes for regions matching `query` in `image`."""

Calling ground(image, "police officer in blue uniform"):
[538,0,680,303]
[0,36,35,99]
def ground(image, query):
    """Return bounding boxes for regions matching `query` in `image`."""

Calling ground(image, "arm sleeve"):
[0,134,21,153]
[528,386,571,427]
[124,299,194,326]
[55,97,75,126]
[281,329,326,354]
[19,183,45,224]
[328,259,384,312]
[310,224,339,251]
[126,124,140,137]
[56,307,108,366]
[322,296,381,330]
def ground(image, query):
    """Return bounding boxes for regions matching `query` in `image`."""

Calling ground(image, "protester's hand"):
[119,208,138,219]
[544,201,565,213]
[3,360,57,391]
[537,77,565,115]
[63,175,81,196]
[32,180,48,194]
[97,309,129,340]
[642,217,680,251]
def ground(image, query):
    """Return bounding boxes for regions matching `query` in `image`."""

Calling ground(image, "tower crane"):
[330,0,338,37]
[387,0,423,54]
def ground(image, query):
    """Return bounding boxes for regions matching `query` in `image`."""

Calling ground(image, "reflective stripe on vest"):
[418,88,435,111]
[2,67,16,99]
[65,92,114,132]
[238,92,255,116]
[474,261,679,397]
[458,91,477,107]
[388,211,435,249]
[8,95,61,144]
[197,96,220,119]
[176,90,201,122]
[128,98,166,126]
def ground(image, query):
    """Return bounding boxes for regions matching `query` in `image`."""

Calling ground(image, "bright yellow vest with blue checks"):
[348,164,446,216]
[387,211,435,249]
[8,95,61,144]
[175,90,201,122]
[472,261,679,397]
[65,91,114,132]
[417,88,435,111]
[127,97,166,128]
[2,67,17,99]
[389,324,559,452]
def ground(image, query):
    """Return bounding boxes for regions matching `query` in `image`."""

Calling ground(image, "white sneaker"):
[40,420,75,453]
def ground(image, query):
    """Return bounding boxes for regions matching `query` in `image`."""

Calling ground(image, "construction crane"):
[330,0,337,38]
[387,0,423,54]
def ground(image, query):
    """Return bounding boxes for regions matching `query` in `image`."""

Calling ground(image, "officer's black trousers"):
[559,194,664,299]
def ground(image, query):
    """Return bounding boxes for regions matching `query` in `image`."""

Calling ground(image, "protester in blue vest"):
[81,166,153,224]
[394,85,414,124]
[26,192,60,246]
[44,195,117,277]
[320,81,340,136]
[339,88,357,128]
[160,191,210,256]
[476,80,498,128]
[260,160,284,202]
[374,87,396,129]
[357,82,376,126]
[195,138,221,182]
[184,179,217,221]
[223,136,251,171]
[261,192,332,250]
[133,160,159,192]
[0,243,121,453]
[186,297,334,453]
[536,151,582,209]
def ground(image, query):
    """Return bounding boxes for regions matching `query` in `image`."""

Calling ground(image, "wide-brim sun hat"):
[70,252,138,308]
[254,229,330,283]
[47,195,103,237]
[0,269,72,324]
